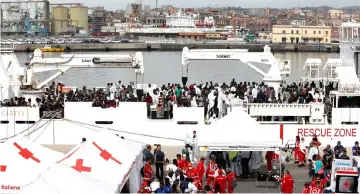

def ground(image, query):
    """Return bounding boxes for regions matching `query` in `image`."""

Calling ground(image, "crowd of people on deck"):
[0,79,337,123]
[1,79,335,107]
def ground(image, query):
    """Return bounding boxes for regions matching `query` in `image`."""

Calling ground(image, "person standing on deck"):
[154,144,165,181]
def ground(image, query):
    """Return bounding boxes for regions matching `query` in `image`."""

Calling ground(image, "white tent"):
[57,131,144,193]
[18,164,117,194]
[197,108,281,150]
[0,137,63,186]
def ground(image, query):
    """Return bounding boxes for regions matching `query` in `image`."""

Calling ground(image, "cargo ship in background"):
[127,8,250,41]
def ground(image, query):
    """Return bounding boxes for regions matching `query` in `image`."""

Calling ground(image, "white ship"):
[127,9,216,34]
[1,22,360,148]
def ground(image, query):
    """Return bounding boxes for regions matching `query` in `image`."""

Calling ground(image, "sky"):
[48,0,359,10]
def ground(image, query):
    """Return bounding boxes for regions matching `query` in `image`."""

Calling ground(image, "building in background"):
[89,7,106,33]
[248,8,269,18]
[51,5,69,35]
[272,25,332,44]
[328,9,344,19]
[1,0,50,34]
[70,5,88,31]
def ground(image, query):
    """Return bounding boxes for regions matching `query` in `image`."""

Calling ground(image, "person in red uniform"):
[138,181,151,193]
[143,159,153,185]
[310,137,321,148]
[265,151,275,172]
[186,163,199,180]
[196,156,205,190]
[213,170,226,193]
[311,171,327,190]
[225,168,236,193]
[301,181,322,194]
[295,136,301,163]
[179,154,188,172]
[206,156,218,186]
[279,170,294,194]
[298,137,307,167]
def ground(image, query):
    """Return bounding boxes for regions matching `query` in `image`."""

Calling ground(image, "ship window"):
[177,121,198,125]
[338,96,360,108]
[95,121,113,124]
[15,121,36,124]
[0,121,9,124]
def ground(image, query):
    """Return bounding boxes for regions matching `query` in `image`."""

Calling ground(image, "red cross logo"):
[0,165,7,172]
[72,159,91,172]
[13,142,40,163]
[92,142,122,165]
[344,180,350,188]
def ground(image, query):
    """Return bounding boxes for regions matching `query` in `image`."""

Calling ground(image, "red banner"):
[297,128,357,137]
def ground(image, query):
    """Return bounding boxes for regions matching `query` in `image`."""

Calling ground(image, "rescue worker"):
[186,163,198,180]
[196,156,205,190]
[295,136,300,163]
[279,170,294,194]
[301,181,311,194]
[311,171,326,190]
[138,181,151,193]
[214,164,226,178]
[225,168,236,193]
[298,137,307,167]
[206,156,218,185]
[179,154,189,172]
[143,158,153,185]
[213,169,226,193]
[302,181,322,194]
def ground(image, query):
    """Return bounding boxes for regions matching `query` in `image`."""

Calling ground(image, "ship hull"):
[1,102,358,147]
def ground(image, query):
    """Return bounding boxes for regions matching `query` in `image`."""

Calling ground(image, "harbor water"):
[16,51,339,87]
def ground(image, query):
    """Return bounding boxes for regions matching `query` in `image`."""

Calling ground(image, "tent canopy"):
[0,137,63,186]
[19,164,117,194]
[197,108,281,151]
[57,131,144,192]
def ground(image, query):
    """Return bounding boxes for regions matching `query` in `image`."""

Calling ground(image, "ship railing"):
[337,83,360,93]
[0,44,15,54]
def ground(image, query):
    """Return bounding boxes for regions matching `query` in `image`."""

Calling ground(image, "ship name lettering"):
[216,55,231,58]
[1,110,25,117]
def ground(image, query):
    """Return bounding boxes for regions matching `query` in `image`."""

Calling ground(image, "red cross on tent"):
[92,142,122,165]
[0,165,7,172]
[13,142,40,163]
[72,159,91,172]
[344,180,350,189]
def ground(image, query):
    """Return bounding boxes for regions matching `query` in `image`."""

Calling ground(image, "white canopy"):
[0,137,63,187]
[19,164,117,194]
[197,108,281,150]
[57,131,144,193]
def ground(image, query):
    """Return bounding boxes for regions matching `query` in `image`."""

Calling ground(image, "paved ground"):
[233,164,309,193]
